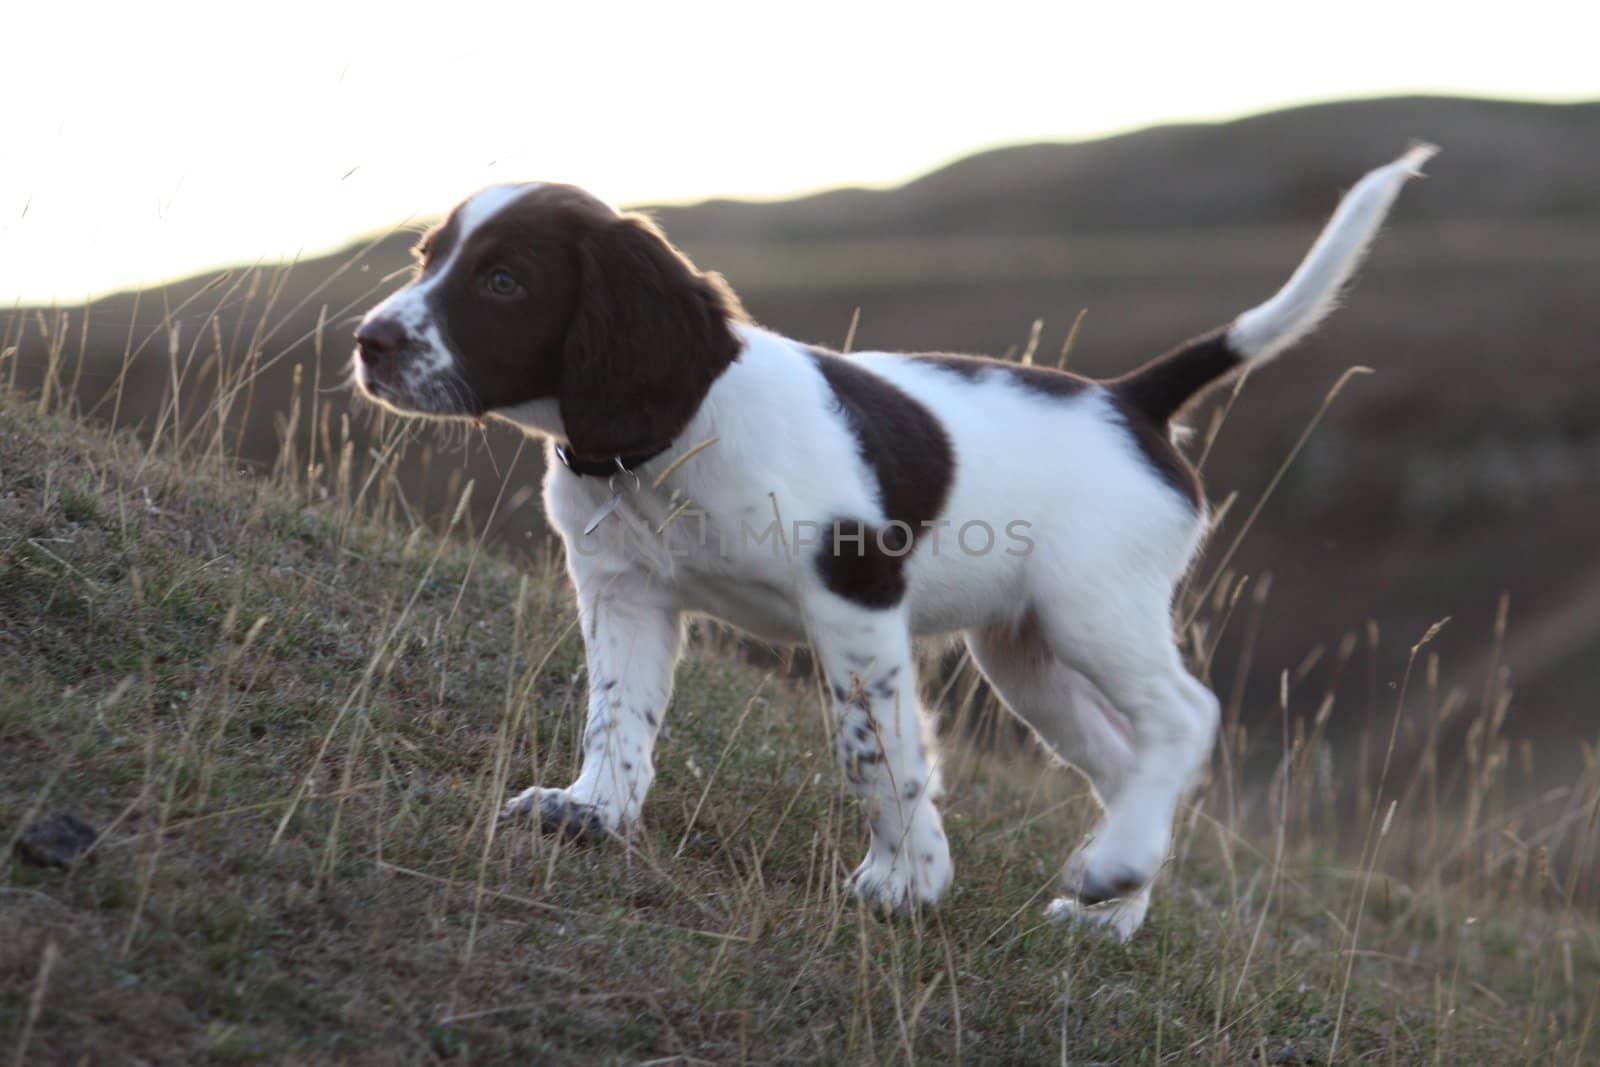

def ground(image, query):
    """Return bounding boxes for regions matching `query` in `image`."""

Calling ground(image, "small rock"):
[15,812,100,868]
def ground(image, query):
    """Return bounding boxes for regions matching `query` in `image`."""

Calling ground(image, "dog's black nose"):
[355,317,407,365]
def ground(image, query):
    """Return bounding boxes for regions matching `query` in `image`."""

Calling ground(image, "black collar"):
[553,442,668,478]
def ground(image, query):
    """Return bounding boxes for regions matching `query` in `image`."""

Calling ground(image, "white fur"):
[1229,145,1435,361]
[377,152,1427,935]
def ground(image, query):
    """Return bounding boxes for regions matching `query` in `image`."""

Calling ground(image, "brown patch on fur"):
[817,518,915,609]
[1112,400,1204,507]
[1108,329,1239,507]
[807,348,954,607]
[1110,327,1240,424]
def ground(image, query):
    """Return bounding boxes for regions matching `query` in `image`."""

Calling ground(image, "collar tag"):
[582,492,624,536]
[581,463,642,537]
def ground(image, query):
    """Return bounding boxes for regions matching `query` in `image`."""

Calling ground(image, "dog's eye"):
[486,269,523,298]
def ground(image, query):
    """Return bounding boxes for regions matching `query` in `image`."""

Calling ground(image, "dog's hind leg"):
[965,619,1153,939]
[966,616,1135,804]
[1022,563,1220,917]
[808,596,952,912]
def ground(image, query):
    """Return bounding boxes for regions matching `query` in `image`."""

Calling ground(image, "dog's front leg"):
[810,600,953,912]
[503,575,681,840]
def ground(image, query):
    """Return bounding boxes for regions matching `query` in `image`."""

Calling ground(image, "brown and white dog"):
[352,148,1433,939]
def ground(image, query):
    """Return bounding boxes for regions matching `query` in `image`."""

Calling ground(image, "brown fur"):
[400,184,747,462]
[560,211,746,460]
[806,347,955,607]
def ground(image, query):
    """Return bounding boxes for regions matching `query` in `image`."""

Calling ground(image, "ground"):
[2,402,1596,1064]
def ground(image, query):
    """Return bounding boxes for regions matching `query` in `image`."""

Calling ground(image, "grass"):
[2,313,1599,1064]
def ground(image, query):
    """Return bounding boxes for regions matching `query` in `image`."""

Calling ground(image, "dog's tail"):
[1114,144,1436,424]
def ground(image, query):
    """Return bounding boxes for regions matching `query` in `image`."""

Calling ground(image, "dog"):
[352,147,1433,939]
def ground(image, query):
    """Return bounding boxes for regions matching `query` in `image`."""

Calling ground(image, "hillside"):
[3,385,1598,1060]
[650,96,1600,242]
[4,94,1600,753]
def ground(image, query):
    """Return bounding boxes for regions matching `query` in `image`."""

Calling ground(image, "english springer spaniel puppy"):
[352,148,1434,939]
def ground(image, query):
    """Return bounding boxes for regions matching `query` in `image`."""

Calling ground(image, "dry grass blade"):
[1184,365,1373,629]
[9,940,58,1067]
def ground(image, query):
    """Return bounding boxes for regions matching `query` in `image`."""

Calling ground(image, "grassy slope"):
[2,403,1596,1065]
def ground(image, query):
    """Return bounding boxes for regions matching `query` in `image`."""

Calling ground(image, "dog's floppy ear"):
[559,213,744,460]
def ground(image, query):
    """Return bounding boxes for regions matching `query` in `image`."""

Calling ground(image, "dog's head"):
[353,182,745,460]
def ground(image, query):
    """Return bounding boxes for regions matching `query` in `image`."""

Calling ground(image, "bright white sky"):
[3,0,1594,304]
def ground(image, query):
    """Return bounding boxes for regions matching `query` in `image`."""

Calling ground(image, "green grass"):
[2,396,1597,1065]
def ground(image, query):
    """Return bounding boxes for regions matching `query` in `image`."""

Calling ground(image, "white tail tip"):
[1396,143,1439,177]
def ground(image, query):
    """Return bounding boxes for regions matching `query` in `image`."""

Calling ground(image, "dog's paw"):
[1061,821,1166,906]
[500,787,616,843]
[1045,885,1151,942]
[846,846,952,915]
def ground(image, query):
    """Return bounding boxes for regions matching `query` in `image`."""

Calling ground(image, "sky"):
[3,0,1595,304]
